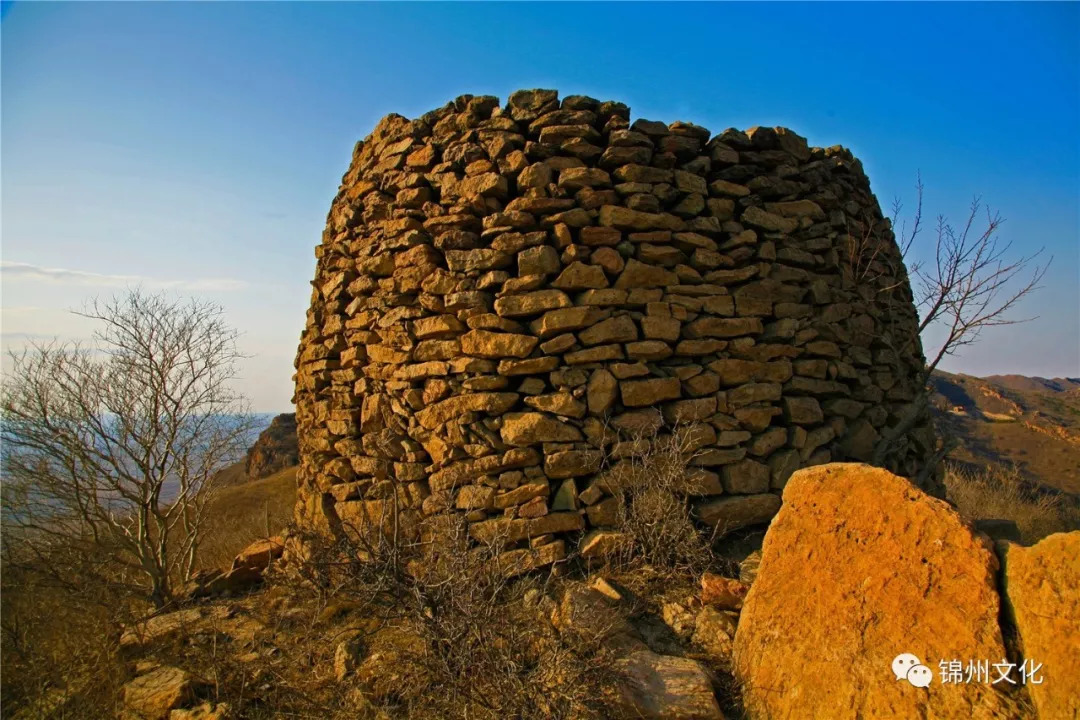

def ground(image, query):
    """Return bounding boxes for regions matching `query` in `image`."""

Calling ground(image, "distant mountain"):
[929,370,1080,495]
[245,413,298,480]
[214,413,298,487]
[981,375,1080,395]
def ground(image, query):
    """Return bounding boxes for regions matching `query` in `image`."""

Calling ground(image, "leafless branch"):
[870,180,1050,468]
[1,289,257,607]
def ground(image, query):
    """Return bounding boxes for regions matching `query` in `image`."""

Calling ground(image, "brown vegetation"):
[195,467,296,571]
[931,370,1080,494]
[945,462,1080,544]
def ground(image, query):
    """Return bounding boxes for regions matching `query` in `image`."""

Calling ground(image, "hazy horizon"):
[3,2,1077,412]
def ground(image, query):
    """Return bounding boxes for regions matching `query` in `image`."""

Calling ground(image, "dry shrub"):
[945,462,1080,543]
[0,536,139,719]
[604,426,718,576]
[255,515,617,720]
[386,531,612,719]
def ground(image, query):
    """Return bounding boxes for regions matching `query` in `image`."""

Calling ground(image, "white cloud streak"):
[1,262,248,291]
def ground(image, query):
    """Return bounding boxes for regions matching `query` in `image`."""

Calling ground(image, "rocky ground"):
[66,402,1077,719]
[106,463,1077,720]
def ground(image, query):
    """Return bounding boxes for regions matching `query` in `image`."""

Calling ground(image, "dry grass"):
[0,467,297,719]
[2,446,733,719]
[945,462,1080,543]
[0,544,136,719]
[195,466,296,570]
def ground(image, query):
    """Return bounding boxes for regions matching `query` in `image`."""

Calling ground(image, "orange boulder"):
[734,463,1017,719]
[1001,531,1080,720]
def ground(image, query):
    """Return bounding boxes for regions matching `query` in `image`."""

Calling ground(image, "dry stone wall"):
[292,89,937,563]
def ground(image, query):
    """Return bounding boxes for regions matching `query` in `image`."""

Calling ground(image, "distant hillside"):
[214,413,298,487]
[245,413,298,480]
[930,370,1080,495]
[982,375,1080,395]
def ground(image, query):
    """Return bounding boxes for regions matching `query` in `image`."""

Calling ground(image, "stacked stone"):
[292,89,936,564]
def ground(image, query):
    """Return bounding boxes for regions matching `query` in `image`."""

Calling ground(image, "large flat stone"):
[417,392,520,429]
[460,329,538,359]
[612,650,725,719]
[500,412,583,445]
[694,493,780,536]
[494,290,572,318]
[620,377,681,407]
[469,512,584,544]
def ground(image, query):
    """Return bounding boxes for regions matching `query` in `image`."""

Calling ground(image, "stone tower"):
[292,89,937,563]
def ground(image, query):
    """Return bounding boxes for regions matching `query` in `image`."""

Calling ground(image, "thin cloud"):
[1,262,248,291]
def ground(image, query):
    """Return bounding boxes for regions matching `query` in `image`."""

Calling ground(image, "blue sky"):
[2,2,1077,412]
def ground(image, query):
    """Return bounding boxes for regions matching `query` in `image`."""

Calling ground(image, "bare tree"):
[864,180,1049,480]
[1,290,257,608]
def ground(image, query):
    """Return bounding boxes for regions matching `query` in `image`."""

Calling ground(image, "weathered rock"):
[552,262,609,290]
[243,413,297,480]
[700,573,748,610]
[580,529,632,560]
[1000,532,1080,720]
[612,650,725,720]
[739,550,762,585]
[428,448,539,492]
[782,396,823,425]
[551,584,637,647]
[494,289,572,317]
[734,463,1016,719]
[545,449,602,478]
[333,632,365,682]
[470,512,584,544]
[692,606,738,660]
[621,377,681,407]
[683,317,763,339]
[721,459,769,494]
[524,392,586,418]
[614,259,679,289]
[694,494,781,537]
[231,536,284,572]
[587,368,618,415]
[416,393,519,429]
[600,205,682,232]
[500,412,583,445]
[530,306,605,337]
[122,665,205,720]
[496,539,567,577]
[188,565,264,599]
[121,608,204,650]
[662,601,698,641]
[579,315,638,346]
[741,205,798,234]
[460,329,538,358]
